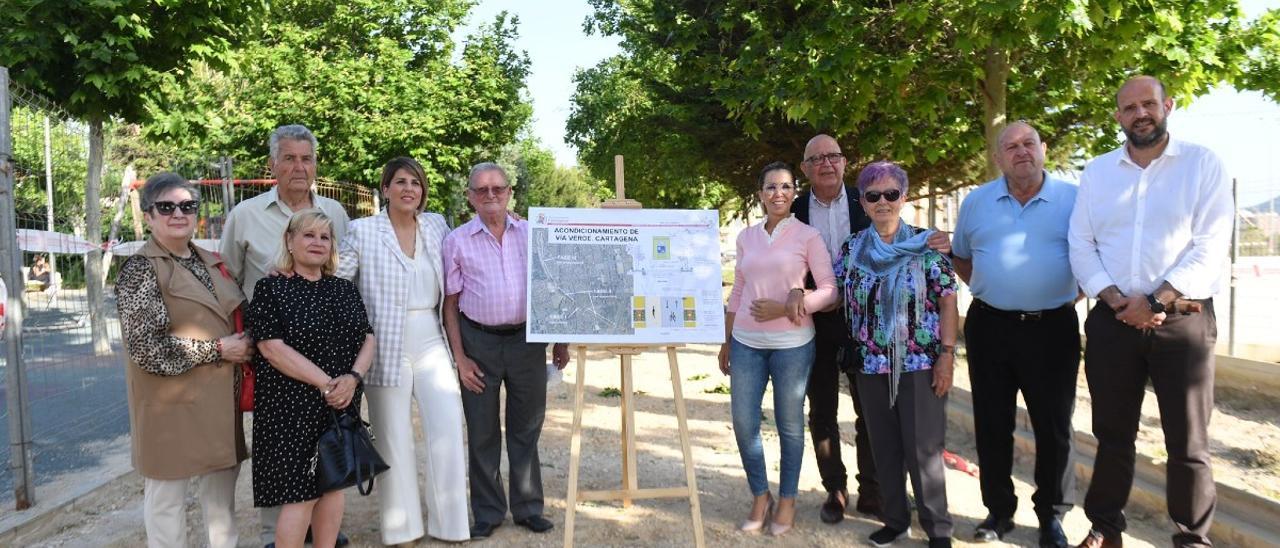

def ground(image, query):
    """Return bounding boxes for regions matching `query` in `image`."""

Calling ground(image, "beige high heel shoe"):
[739,494,775,533]
[769,500,795,537]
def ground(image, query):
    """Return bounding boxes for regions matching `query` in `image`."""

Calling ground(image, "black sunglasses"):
[862,189,902,203]
[152,200,200,216]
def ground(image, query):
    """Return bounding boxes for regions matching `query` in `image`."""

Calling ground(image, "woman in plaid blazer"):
[335,157,468,543]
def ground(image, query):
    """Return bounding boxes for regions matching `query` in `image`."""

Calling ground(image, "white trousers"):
[365,310,470,543]
[143,464,240,548]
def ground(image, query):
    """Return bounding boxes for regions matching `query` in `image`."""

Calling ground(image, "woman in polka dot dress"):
[247,209,375,548]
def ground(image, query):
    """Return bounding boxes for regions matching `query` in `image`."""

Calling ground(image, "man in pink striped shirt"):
[443,162,569,539]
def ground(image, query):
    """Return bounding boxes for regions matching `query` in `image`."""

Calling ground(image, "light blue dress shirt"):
[952,173,1079,311]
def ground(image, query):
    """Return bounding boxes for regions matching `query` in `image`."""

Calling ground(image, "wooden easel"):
[562,156,705,548]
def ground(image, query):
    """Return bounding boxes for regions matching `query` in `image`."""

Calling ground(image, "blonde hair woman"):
[247,209,376,548]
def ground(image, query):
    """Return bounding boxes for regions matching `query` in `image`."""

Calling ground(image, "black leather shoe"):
[1039,517,1069,548]
[470,521,500,539]
[302,529,350,546]
[515,515,555,533]
[974,515,1015,542]
[819,489,848,524]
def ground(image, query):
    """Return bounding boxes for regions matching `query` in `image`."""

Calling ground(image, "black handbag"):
[312,409,389,496]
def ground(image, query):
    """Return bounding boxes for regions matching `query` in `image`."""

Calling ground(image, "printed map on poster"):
[526,207,725,344]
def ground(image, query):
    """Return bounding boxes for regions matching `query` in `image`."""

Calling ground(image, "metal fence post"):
[1229,178,1239,357]
[1,66,37,510]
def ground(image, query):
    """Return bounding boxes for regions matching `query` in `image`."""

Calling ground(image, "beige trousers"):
[143,463,240,548]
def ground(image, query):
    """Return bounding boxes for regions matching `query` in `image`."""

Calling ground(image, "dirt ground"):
[948,348,1280,502]
[24,345,1216,547]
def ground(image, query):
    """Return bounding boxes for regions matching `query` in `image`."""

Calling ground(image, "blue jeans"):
[729,338,816,498]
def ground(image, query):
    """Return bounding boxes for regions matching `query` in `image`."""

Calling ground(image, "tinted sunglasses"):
[862,189,902,203]
[152,200,200,215]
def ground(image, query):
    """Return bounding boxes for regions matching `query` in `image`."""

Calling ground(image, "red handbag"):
[213,257,254,412]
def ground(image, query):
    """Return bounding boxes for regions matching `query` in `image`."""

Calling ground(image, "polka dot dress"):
[246,274,373,507]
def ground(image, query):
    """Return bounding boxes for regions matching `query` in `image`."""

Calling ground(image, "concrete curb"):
[946,387,1280,547]
[0,469,136,545]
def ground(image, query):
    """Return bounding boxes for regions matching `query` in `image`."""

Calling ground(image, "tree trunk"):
[85,119,110,355]
[981,47,1010,181]
[100,164,135,287]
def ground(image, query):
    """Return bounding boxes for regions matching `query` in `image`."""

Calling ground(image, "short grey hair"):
[140,172,200,212]
[269,124,318,161]
[467,162,509,188]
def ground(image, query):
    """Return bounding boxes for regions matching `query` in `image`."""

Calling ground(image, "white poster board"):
[526,207,725,344]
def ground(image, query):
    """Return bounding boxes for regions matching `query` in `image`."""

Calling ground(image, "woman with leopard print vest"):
[115,172,256,548]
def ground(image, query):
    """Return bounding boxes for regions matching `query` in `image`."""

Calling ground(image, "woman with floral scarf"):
[834,161,959,548]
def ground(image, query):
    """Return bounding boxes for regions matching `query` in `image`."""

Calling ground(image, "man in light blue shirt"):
[950,121,1080,548]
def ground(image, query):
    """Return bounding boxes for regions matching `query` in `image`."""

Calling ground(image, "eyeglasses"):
[152,200,200,215]
[468,185,510,196]
[762,183,796,194]
[862,189,902,203]
[803,152,844,165]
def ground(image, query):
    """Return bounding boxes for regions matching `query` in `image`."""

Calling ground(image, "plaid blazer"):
[336,210,452,386]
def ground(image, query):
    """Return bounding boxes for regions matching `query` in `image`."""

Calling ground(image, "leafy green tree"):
[569,0,1276,212]
[500,137,607,217]
[145,0,533,215]
[1239,9,1280,100]
[1,0,266,353]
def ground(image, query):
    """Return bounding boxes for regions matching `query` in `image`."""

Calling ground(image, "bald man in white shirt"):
[1068,75,1232,548]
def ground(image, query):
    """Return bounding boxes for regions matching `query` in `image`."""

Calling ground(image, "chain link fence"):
[1,67,377,510]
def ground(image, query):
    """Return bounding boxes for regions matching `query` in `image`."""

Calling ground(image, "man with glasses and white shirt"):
[442,162,569,539]
[1069,75,1232,548]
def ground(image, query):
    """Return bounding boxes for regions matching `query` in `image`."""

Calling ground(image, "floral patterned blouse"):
[834,226,958,375]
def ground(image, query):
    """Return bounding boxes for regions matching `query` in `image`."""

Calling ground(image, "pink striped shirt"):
[443,215,528,326]
[727,219,837,332]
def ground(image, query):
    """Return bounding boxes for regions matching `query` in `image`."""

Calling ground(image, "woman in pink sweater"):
[718,161,838,536]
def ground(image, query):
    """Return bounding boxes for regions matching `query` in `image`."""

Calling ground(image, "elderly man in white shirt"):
[219,124,352,548]
[1068,75,1233,548]
[220,124,350,302]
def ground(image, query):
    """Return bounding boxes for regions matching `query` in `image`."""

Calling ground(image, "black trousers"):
[458,320,550,524]
[965,300,1080,521]
[807,311,878,498]
[1082,300,1217,547]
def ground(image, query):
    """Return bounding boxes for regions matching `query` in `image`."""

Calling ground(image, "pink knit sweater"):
[726,219,837,332]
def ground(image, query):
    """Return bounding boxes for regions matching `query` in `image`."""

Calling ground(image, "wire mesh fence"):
[1,75,131,509]
[0,68,379,510]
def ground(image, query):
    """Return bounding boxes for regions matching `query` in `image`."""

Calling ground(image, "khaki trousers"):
[143,463,240,548]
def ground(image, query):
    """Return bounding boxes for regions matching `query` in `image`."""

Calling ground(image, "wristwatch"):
[1146,294,1167,314]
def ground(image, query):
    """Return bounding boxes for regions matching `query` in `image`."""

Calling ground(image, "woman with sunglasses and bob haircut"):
[115,171,255,547]
[834,161,958,547]
[718,161,838,537]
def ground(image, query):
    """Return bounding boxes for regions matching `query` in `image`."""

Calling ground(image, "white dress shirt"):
[809,185,851,261]
[1068,137,1234,300]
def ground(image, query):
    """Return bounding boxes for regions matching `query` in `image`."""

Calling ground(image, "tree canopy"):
[1,0,266,354]
[144,0,534,214]
[568,0,1280,212]
[0,0,265,124]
